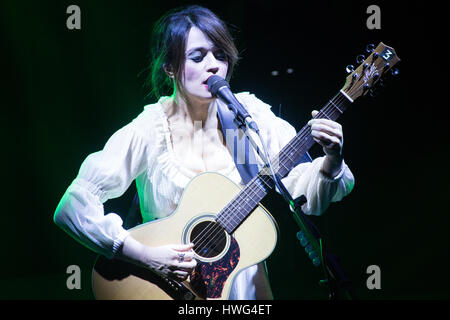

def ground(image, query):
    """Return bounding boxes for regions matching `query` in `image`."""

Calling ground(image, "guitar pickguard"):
[189,236,240,299]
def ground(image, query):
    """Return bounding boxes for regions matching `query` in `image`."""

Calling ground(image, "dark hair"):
[145,5,239,100]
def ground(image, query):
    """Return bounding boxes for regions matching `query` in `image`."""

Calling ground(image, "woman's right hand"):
[120,236,197,281]
[142,243,197,280]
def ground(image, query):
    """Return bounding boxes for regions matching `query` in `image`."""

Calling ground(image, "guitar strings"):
[189,91,353,258]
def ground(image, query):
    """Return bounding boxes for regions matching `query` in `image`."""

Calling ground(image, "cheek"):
[183,62,202,84]
[223,62,229,74]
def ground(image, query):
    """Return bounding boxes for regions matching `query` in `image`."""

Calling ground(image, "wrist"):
[321,154,343,179]
[119,236,148,267]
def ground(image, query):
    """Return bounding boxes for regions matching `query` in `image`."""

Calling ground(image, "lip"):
[203,75,213,85]
[203,76,212,91]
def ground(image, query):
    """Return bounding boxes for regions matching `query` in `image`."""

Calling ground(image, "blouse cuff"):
[319,160,347,182]
[112,228,130,257]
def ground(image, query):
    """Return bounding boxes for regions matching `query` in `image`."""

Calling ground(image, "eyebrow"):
[186,45,216,55]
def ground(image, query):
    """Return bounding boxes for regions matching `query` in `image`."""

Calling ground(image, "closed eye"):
[191,55,203,63]
[187,48,227,63]
[188,50,205,63]
[213,49,226,61]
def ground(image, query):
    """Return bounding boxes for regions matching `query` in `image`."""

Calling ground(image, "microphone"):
[207,75,259,132]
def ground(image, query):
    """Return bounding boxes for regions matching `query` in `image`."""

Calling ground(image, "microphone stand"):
[234,116,357,300]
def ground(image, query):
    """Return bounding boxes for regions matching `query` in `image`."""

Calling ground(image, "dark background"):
[1,0,447,300]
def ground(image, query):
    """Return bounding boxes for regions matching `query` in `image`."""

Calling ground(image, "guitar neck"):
[217,89,353,234]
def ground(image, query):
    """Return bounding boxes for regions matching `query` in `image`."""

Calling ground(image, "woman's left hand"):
[308,110,344,177]
[308,110,343,157]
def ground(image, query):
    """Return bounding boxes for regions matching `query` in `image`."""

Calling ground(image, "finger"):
[168,269,189,281]
[312,137,341,150]
[172,243,195,252]
[172,270,190,280]
[173,250,195,262]
[311,129,341,143]
[311,130,342,147]
[172,243,195,263]
[310,123,343,140]
[308,118,342,130]
[177,259,197,270]
[311,110,319,118]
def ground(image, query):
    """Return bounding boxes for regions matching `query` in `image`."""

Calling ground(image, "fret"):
[216,90,353,234]
[319,112,331,120]
[329,99,343,114]
[254,175,272,192]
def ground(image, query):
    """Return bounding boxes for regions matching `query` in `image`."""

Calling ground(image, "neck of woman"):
[172,93,217,128]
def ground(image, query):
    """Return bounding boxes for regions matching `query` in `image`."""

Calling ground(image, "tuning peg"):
[346,65,355,73]
[372,52,379,61]
[363,83,370,93]
[390,68,399,76]
[366,43,375,53]
[369,81,385,97]
[376,78,385,88]
[356,54,365,64]
[369,88,379,98]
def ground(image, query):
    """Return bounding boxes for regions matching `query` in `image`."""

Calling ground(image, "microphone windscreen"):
[207,75,229,96]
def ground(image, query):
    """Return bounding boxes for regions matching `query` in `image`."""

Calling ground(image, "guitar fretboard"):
[216,90,353,234]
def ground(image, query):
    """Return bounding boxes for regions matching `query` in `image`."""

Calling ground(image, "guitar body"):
[92,172,278,300]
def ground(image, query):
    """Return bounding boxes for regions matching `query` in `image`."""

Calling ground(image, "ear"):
[163,63,174,79]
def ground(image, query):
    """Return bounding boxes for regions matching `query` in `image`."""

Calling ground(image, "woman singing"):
[54,5,354,300]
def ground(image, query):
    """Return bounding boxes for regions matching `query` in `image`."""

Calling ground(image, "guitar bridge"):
[161,277,196,300]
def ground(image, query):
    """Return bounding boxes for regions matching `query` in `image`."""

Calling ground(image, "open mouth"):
[203,75,214,85]
[203,79,209,91]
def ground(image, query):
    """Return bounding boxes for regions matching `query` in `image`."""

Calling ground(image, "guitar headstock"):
[341,42,400,101]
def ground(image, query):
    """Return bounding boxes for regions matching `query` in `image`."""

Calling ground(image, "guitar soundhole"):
[190,221,227,259]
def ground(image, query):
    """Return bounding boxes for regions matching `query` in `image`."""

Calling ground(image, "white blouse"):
[54,92,355,299]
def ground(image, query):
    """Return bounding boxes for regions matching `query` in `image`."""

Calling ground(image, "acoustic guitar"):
[92,42,400,300]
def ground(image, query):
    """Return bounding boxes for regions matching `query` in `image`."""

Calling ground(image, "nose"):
[204,51,220,74]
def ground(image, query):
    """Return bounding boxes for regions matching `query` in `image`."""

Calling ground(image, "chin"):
[181,86,215,104]
[190,93,214,103]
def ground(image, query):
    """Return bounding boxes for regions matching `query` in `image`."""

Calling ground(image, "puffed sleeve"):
[53,120,151,258]
[237,92,355,216]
